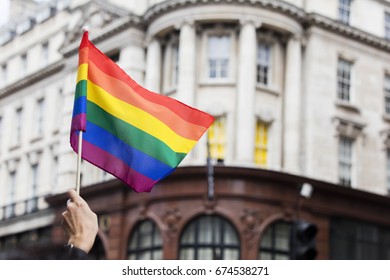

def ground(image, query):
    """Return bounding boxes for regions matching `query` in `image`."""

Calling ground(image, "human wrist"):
[68,237,92,254]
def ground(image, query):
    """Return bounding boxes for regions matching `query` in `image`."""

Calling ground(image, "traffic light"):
[289,220,318,260]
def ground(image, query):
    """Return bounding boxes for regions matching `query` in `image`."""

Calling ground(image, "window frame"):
[338,0,352,25]
[256,41,272,86]
[179,214,240,260]
[259,221,291,260]
[338,136,354,187]
[384,74,390,115]
[337,58,353,103]
[385,12,390,41]
[200,26,236,83]
[207,115,227,163]
[127,219,163,260]
[254,120,269,167]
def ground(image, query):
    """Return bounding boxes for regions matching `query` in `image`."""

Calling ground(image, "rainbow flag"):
[70,31,214,192]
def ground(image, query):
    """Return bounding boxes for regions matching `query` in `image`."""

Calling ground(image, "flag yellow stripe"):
[77,63,88,83]
[87,80,196,153]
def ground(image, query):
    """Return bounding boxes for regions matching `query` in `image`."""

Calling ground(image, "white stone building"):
[1,0,390,259]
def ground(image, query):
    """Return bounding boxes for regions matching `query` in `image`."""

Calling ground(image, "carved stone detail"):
[163,208,182,232]
[240,208,263,240]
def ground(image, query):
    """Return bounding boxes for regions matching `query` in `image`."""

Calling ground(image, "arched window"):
[127,219,162,260]
[179,215,240,260]
[259,221,291,259]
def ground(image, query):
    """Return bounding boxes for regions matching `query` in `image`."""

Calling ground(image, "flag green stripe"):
[75,79,87,99]
[86,101,186,168]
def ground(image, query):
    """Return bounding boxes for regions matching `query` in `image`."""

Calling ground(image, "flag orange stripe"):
[86,41,214,128]
[86,60,207,141]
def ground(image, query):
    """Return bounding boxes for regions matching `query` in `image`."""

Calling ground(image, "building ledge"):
[0,62,64,99]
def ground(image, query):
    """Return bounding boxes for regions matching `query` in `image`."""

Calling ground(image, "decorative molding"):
[306,13,390,52]
[332,116,366,139]
[60,0,143,57]
[380,129,390,148]
[27,150,43,165]
[240,208,263,240]
[5,158,20,173]
[0,62,64,99]
[163,208,182,233]
[144,0,306,24]
[143,0,390,53]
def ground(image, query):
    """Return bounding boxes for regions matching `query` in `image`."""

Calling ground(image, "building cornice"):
[143,0,306,24]
[144,0,390,52]
[306,13,390,52]
[60,15,144,58]
[0,61,64,99]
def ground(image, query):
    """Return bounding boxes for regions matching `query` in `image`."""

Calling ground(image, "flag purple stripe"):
[71,133,157,192]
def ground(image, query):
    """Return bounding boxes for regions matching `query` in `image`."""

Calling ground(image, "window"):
[171,44,179,86]
[259,221,291,260]
[51,156,58,190]
[337,59,352,102]
[254,120,269,167]
[338,0,351,24]
[257,43,271,85]
[179,215,240,260]
[207,116,226,162]
[41,42,49,67]
[0,116,2,151]
[385,12,390,41]
[385,75,390,115]
[20,53,27,77]
[162,37,179,91]
[5,171,16,219]
[26,164,39,213]
[53,87,63,133]
[331,218,390,259]
[127,220,162,260]
[0,64,7,87]
[14,107,23,145]
[339,136,353,187]
[207,35,230,79]
[34,98,45,137]
[107,50,120,62]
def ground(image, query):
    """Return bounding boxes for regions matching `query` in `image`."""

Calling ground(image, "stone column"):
[145,38,161,93]
[176,21,196,106]
[283,35,302,174]
[235,20,258,164]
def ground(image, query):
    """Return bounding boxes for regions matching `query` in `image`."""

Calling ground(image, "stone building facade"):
[1,0,390,259]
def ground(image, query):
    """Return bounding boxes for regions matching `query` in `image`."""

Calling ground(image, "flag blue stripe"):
[82,121,174,180]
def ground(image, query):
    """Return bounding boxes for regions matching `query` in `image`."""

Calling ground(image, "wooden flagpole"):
[74,26,89,195]
[76,131,83,195]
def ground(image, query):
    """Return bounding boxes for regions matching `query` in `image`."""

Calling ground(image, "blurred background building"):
[1,0,390,259]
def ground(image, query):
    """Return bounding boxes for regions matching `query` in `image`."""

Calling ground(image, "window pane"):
[208,35,230,78]
[259,221,291,260]
[128,220,162,260]
[257,43,271,85]
[331,218,390,260]
[208,117,226,161]
[338,0,351,24]
[179,215,240,260]
[337,59,352,102]
[198,248,213,260]
[385,12,390,40]
[384,75,390,114]
[338,136,353,186]
[255,121,268,166]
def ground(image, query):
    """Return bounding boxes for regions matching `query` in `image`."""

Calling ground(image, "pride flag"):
[70,31,214,192]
